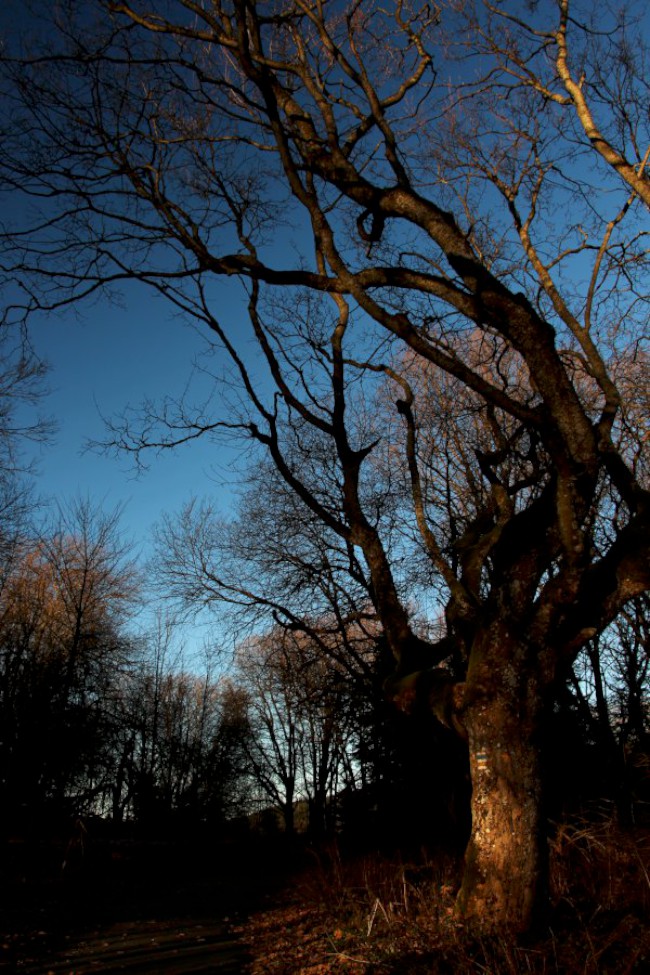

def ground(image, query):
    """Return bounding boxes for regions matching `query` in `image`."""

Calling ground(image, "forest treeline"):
[1,494,648,853]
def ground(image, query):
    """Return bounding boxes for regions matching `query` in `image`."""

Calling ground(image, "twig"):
[367,897,390,936]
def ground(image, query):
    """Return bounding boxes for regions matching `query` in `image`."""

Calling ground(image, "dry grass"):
[240,815,650,974]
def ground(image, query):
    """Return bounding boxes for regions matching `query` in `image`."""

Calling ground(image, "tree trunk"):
[456,625,547,932]
[282,781,295,835]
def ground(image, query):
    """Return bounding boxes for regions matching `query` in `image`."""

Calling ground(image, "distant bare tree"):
[0,499,139,826]
[233,624,360,838]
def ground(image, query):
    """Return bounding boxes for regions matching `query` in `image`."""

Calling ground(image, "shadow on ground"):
[0,829,298,974]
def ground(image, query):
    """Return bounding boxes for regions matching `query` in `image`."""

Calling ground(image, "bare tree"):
[1,0,649,930]
[152,466,380,680]
[0,499,139,826]
[570,595,650,802]
[233,624,360,838]
[102,613,251,827]
[449,1,650,208]
[0,323,52,581]
[234,633,303,835]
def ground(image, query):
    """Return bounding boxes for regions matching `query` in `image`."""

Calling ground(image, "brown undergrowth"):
[240,814,650,974]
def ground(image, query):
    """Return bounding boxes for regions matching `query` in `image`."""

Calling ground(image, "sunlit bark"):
[457,620,546,930]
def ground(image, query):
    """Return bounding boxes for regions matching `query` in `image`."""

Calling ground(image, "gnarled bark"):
[457,622,546,932]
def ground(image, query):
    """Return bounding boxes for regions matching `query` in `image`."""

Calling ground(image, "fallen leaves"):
[242,902,371,974]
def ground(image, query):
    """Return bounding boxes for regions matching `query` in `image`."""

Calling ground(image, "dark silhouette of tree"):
[562,595,650,820]
[106,619,252,829]
[0,499,139,831]
[1,0,648,930]
[232,624,365,839]
[0,322,52,593]
[233,634,303,836]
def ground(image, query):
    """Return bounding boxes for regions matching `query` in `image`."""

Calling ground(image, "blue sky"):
[16,279,257,664]
[23,280,247,552]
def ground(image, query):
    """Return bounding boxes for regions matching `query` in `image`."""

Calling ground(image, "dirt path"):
[16,915,250,974]
[1,835,301,974]
[1,874,266,973]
